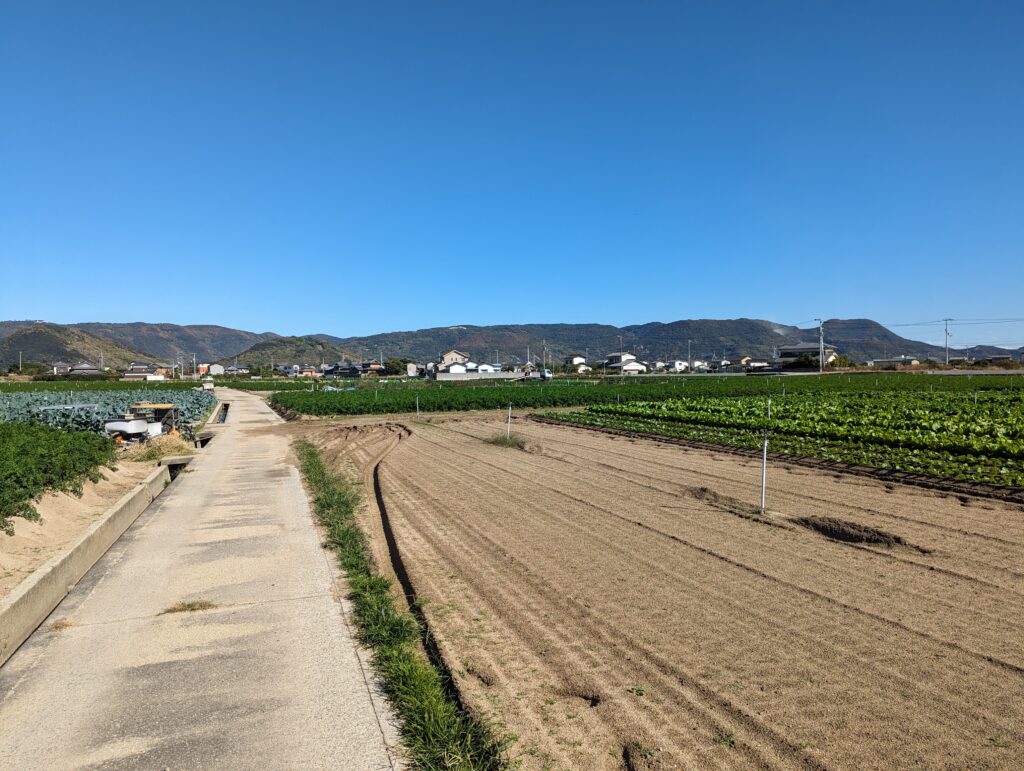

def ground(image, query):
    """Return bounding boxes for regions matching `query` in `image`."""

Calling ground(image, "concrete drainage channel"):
[0,402,229,668]
[195,402,229,448]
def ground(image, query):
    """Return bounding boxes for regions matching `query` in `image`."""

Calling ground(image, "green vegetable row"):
[545,390,1024,488]
[270,373,1024,416]
[0,423,117,535]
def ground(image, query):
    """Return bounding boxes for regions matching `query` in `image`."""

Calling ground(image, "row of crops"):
[543,391,1024,488]
[269,373,1024,416]
[0,380,200,392]
[0,423,117,535]
[0,389,217,432]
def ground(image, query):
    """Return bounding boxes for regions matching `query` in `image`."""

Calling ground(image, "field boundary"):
[530,415,1024,505]
[293,440,509,769]
[0,464,172,667]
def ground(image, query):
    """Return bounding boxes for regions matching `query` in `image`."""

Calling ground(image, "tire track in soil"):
[452,421,1024,594]
[413,425,1024,676]
[390,432,1015,764]
[529,416,1024,506]
[502,420,1024,554]
[378,451,827,770]
[313,419,1023,769]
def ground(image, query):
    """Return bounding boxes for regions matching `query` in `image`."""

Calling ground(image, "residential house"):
[869,356,920,367]
[777,343,837,366]
[207,364,226,376]
[603,352,636,368]
[51,361,70,376]
[68,362,102,376]
[563,354,587,367]
[225,364,250,376]
[617,360,647,375]
[666,360,689,373]
[440,350,470,368]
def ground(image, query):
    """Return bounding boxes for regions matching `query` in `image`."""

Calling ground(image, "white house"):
[576,364,592,373]
[653,360,667,371]
[406,362,421,377]
[477,363,496,373]
[207,364,226,376]
[667,360,689,372]
[604,352,636,367]
[563,354,587,366]
[444,363,468,374]
[617,360,647,375]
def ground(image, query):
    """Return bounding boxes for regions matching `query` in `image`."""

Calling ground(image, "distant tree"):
[782,354,818,370]
[384,357,412,376]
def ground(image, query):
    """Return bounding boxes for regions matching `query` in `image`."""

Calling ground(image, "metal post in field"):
[507,402,512,439]
[760,430,769,515]
[416,394,420,416]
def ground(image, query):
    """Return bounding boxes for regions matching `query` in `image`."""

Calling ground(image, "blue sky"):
[2,1,1022,347]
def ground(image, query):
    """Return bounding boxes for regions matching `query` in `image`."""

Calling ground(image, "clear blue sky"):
[2,1,1022,347]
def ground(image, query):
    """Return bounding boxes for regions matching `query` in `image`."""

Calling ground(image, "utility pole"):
[944,318,953,365]
[815,318,824,373]
[19,351,22,372]
[687,339,693,372]
[193,353,197,380]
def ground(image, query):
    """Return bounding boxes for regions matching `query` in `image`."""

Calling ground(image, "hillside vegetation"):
[219,335,352,367]
[0,324,150,370]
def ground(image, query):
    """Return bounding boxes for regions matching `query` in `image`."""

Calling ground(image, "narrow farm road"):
[0,390,398,770]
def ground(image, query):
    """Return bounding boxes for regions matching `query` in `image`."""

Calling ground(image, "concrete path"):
[0,390,399,770]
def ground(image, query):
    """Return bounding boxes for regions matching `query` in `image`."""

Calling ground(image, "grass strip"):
[294,440,509,770]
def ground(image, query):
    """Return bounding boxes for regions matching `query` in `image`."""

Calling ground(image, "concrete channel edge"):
[0,464,173,667]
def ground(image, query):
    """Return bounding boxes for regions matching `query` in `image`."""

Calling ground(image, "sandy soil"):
[304,414,1024,770]
[0,460,157,600]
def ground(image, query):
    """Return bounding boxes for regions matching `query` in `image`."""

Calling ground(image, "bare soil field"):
[302,414,1024,770]
[0,460,157,599]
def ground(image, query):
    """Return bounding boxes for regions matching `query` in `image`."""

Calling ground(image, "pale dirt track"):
[304,414,1024,771]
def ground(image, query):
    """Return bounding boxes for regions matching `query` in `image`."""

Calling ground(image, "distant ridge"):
[1,318,1020,368]
[0,323,151,369]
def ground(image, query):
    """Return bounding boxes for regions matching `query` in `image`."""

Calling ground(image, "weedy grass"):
[294,440,509,770]
[159,599,218,615]
[484,433,526,450]
[125,436,196,463]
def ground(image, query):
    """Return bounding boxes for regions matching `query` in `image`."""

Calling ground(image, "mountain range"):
[0,318,1020,370]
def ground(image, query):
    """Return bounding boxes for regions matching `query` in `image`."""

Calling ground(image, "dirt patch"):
[0,460,157,601]
[306,414,1024,770]
[790,515,930,552]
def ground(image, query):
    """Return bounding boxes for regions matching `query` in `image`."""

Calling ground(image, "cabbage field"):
[544,390,1024,487]
[0,389,217,432]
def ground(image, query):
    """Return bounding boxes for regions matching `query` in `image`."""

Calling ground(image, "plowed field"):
[303,415,1024,770]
